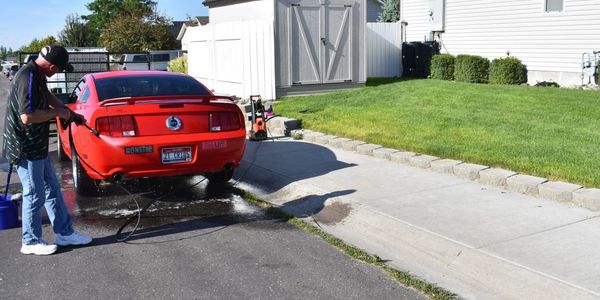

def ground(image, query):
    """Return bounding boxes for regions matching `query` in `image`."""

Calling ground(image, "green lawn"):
[274,79,600,188]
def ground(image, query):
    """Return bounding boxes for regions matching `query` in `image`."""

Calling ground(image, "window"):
[132,55,149,63]
[95,75,210,101]
[545,0,563,12]
[151,54,171,62]
[79,87,91,104]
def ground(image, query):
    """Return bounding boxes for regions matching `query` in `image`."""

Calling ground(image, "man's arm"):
[47,91,67,109]
[20,107,70,125]
[20,87,71,124]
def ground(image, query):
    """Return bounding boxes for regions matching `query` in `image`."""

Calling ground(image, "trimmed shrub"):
[489,57,527,85]
[430,54,455,80]
[454,55,490,83]
[169,55,187,73]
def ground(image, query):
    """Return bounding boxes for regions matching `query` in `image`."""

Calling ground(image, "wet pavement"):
[51,155,269,242]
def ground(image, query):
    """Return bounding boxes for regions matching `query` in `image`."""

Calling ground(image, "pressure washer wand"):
[65,107,100,137]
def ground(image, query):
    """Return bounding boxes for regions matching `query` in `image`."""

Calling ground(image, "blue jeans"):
[16,156,73,245]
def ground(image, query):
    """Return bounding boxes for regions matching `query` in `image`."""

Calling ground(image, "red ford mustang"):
[56,71,246,196]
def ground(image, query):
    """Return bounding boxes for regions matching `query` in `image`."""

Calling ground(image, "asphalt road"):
[0,75,424,299]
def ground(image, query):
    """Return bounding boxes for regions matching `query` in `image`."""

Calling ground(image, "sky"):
[0,0,209,50]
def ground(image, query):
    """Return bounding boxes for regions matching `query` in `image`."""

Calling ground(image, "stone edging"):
[286,128,600,212]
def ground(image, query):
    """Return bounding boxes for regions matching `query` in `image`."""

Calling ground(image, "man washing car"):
[2,45,92,255]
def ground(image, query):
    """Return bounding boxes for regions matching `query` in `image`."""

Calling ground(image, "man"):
[2,45,92,255]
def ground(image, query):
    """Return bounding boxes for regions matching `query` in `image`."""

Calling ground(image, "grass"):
[274,78,600,188]
[234,187,458,300]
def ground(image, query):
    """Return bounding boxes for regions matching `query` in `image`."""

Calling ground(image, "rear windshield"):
[95,75,210,101]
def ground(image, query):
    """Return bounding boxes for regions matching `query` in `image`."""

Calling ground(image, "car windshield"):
[95,75,210,101]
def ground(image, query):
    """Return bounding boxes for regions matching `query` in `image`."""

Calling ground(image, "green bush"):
[454,55,489,83]
[430,54,455,80]
[489,57,527,85]
[169,55,187,73]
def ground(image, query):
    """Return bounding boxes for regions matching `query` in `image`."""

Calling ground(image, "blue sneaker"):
[55,231,92,246]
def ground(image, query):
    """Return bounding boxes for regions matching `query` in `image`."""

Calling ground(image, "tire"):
[72,151,99,197]
[57,135,69,162]
[205,167,234,184]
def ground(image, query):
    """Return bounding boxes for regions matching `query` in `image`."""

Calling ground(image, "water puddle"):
[54,159,265,230]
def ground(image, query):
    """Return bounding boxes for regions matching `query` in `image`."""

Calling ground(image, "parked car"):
[119,50,185,71]
[55,71,246,196]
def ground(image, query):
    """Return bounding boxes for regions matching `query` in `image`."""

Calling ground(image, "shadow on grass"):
[366,77,414,87]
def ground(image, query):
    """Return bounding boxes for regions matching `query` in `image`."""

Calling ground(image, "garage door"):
[289,0,353,85]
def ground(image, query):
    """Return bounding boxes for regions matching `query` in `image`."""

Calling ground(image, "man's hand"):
[70,112,86,125]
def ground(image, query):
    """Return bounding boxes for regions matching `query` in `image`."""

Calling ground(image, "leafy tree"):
[0,46,6,60]
[21,36,59,52]
[59,14,97,47]
[83,0,156,44]
[100,11,176,51]
[378,0,400,22]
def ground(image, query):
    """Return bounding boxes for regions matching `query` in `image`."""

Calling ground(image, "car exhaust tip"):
[112,172,125,183]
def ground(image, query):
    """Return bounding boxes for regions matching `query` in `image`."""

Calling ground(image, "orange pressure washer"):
[248,95,269,141]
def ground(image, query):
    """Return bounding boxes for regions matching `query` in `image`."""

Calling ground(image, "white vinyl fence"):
[366,22,403,77]
[185,20,276,100]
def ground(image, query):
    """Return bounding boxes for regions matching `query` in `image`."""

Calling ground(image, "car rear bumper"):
[75,131,246,180]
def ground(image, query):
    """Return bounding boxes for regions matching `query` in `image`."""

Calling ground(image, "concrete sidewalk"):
[234,137,600,300]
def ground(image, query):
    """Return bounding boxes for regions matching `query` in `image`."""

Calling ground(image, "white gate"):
[289,0,354,85]
[366,22,403,77]
[185,20,276,100]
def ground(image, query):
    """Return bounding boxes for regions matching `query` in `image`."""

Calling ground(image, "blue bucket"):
[0,194,19,230]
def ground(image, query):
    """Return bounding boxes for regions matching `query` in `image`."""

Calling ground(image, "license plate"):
[161,146,192,164]
[125,145,153,154]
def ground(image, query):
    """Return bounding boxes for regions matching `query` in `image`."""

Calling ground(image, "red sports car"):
[56,71,246,196]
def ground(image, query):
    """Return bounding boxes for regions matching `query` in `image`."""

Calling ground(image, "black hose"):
[66,120,205,242]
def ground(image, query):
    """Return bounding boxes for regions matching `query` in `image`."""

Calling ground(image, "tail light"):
[96,116,137,137]
[209,111,240,132]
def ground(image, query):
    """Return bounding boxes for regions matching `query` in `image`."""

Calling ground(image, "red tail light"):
[209,112,240,132]
[96,116,137,137]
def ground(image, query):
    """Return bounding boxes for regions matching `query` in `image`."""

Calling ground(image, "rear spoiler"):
[99,95,234,107]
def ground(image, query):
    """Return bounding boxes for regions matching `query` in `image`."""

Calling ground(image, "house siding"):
[401,0,600,86]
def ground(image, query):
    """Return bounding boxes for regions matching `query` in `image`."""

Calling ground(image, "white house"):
[400,0,600,87]
[183,0,367,100]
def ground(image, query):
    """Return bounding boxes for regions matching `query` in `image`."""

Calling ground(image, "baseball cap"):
[40,45,74,72]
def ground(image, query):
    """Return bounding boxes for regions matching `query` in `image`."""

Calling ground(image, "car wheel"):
[57,135,69,162]
[205,167,234,184]
[72,151,99,197]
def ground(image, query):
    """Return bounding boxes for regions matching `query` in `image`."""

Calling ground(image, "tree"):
[100,10,176,51]
[21,36,59,52]
[378,0,400,22]
[83,0,157,44]
[0,46,6,60]
[59,14,97,47]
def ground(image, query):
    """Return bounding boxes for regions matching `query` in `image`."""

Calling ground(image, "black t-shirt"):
[2,61,51,164]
